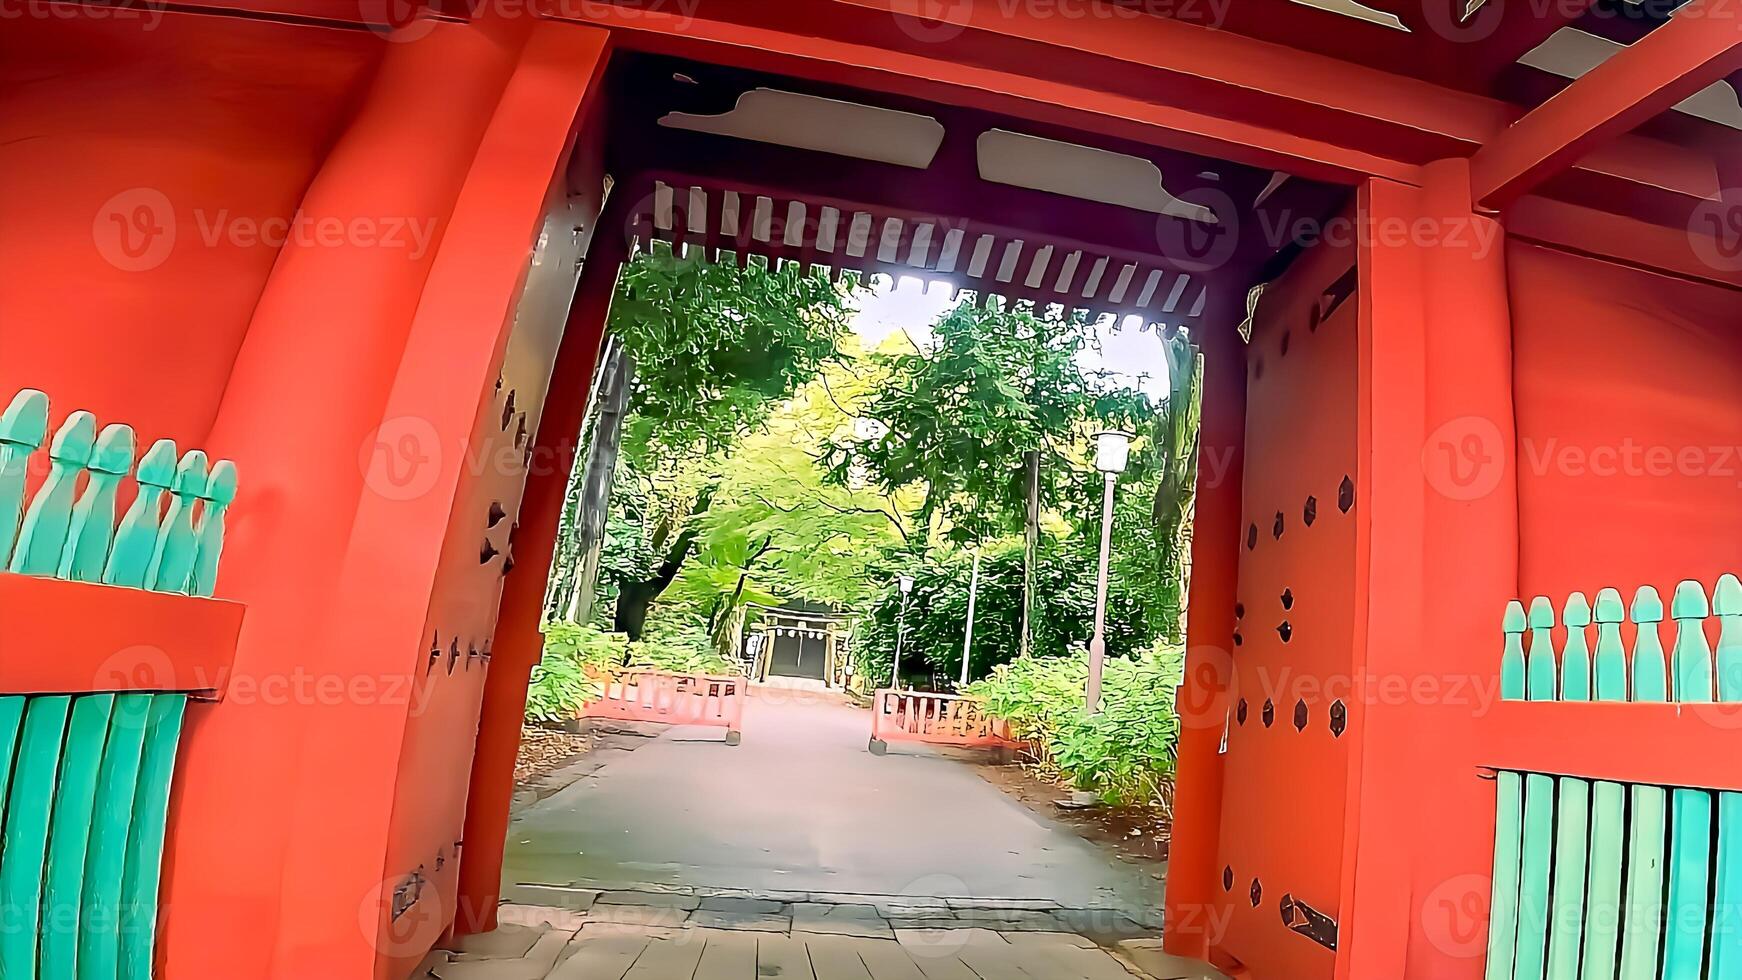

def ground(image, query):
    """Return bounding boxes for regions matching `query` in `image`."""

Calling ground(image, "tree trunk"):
[569,340,635,624]
[1019,450,1039,658]
[609,486,714,640]
[709,535,773,657]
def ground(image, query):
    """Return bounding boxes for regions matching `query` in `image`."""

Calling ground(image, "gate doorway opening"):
[465,44,1354,980]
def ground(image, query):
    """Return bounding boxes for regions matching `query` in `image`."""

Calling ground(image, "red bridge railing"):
[580,669,744,744]
[867,688,1015,755]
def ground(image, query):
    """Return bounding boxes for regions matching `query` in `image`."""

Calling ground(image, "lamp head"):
[899,575,915,594]
[1094,429,1133,475]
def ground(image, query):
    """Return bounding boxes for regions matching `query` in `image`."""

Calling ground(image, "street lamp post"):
[1085,430,1131,714]
[892,574,915,689]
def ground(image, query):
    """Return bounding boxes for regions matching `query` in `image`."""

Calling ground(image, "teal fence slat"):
[1619,588,1667,980]
[103,439,176,590]
[1713,575,1742,980]
[11,412,97,576]
[58,425,135,583]
[1545,594,1591,980]
[0,389,50,563]
[143,452,206,595]
[1488,601,1529,980]
[1515,599,1559,980]
[1662,582,1715,977]
[0,696,74,980]
[42,695,117,980]
[78,694,153,980]
[1583,588,1629,980]
[118,695,186,980]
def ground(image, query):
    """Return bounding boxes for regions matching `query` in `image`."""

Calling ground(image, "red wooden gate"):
[1211,242,1360,978]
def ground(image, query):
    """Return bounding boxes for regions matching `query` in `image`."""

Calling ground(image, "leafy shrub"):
[626,621,738,676]
[857,528,1183,689]
[526,621,627,723]
[966,643,1184,807]
[526,620,743,723]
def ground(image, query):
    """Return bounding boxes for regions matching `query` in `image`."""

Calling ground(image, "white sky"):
[848,275,1172,400]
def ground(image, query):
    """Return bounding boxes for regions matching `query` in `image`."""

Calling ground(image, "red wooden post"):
[1349,161,1517,979]
[453,200,627,936]
[161,20,540,977]
[1163,283,1246,961]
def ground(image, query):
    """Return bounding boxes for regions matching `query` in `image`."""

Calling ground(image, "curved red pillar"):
[1164,285,1247,960]
[454,212,627,935]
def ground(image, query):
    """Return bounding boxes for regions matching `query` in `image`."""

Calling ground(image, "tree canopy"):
[823,301,1152,545]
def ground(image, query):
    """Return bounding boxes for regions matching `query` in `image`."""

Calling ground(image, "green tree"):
[825,300,1150,545]
[551,245,857,632]
[614,247,855,464]
[624,348,912,650]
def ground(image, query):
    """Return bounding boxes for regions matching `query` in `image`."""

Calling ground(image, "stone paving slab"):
[584,903,692,927]
[1116,939,1236,980]
[501,884,598,912]
[790,902,896,939]
[688,908,794,932]
[594,889,699,909]
[697,895,784,914]
[428,905,1206,979]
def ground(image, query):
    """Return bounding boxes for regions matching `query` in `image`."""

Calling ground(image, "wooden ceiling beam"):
[1471,0,1742,209]
[553,0,1729,227]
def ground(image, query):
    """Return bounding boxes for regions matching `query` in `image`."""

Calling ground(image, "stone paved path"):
[503,685,1161,923]
[419,901,1230,980]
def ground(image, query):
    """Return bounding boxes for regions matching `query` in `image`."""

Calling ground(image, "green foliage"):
[525,621,627,723]
[626,621,738,676]
[967,644,1185,806]
[525,621,740,723]
[610,245,855,466]
[826,300,1151,543]
[856,523,1181,687]
[858,538,1089,686]
[610,342,911,646]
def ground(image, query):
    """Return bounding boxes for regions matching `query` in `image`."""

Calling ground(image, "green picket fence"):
[1485,577,1742,980]
[0,387,237,980]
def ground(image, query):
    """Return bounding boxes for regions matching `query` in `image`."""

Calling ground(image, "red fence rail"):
[867,689,1015,754]
[581,669,745,744]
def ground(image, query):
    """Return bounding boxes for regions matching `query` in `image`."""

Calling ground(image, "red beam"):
[1477,700,1742,791]
[551,0,1424,184]
[1473,0,1742,209]
[564,0,1731,229]
[0,575,244,696]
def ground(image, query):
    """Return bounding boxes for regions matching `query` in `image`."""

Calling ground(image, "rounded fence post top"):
[1672,579,1711,621]
[0,389,50,447]
[1631,585,1665,624]
[1563,591,1592,627]
[1715,574,1742,617]
[1594,588,1626,624]
[1503,600,1527,633]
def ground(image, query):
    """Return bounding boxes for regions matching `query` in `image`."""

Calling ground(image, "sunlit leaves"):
[609,244,855,466]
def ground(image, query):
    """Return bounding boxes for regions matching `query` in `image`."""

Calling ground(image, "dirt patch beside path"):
[974,758,1171,882]
[514,725,591,787]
